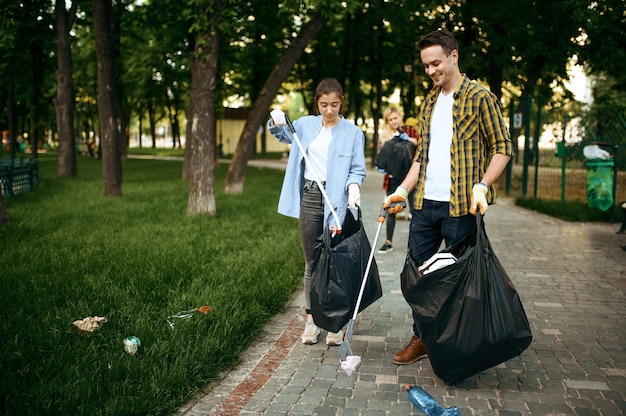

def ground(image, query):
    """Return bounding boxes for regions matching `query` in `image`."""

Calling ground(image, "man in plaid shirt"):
[384,29,513,365]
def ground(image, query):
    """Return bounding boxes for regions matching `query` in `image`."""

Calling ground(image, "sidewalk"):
[178,165,626,416]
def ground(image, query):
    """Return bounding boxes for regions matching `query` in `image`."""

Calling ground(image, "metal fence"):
[500,113,626,208]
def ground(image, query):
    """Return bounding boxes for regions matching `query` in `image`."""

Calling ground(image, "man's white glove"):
[270,109,287,127]
[383,186,409,214]
[470,183,489,215]
[348,183,360,208]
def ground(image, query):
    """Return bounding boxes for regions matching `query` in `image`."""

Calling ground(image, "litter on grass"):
[123,336,141,356]
[72,316,108,335]
[167,306,212,329]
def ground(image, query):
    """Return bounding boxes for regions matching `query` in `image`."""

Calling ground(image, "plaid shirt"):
[414,74,513,217]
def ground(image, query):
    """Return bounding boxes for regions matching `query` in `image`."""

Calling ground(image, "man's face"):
[420,45,458,92]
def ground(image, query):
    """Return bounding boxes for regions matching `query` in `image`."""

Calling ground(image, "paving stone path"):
[179,163,626,416]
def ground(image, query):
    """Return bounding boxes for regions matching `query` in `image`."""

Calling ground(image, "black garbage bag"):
[401,214,532,385]
[310,207,382,333]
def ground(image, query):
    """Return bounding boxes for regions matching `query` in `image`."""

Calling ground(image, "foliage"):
[577,0,626,89]
[1,0,623,142]
[0,155,302,415]
[0,0,624,201]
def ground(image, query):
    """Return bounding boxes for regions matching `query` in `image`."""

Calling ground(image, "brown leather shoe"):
[392,336,428,365]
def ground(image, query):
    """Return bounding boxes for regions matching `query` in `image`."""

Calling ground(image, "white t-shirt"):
[424,90,454,201]
[304,127,332,182]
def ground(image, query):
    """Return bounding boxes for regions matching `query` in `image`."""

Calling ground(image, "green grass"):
[126,147,287,160]
[515,196,624,223]
[0,155,302,415]
[127,147,185,158]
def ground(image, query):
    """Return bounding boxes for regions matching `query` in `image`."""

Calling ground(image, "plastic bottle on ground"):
[404,384,462,415]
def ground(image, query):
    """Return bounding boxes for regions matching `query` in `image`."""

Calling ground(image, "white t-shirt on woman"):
[304,126,332,182]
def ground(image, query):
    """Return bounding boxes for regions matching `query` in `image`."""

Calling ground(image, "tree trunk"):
[186,28,219,215]
[148,102,157,148]
[487,56,504,101]
[113,0,127,161]
[223,15,327,194]
[182,100,193,180]
[370,17,385,167]
[169,100,181,149]
[7,85,16,160]
[92,0,122,197]
[138,112,143,148]
[55,0,77,177]
[30,26,45,159]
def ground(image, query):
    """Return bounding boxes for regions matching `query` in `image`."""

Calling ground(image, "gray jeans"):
[299,181,325,313]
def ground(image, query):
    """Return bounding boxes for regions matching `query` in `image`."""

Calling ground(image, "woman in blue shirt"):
[269,78,366,346]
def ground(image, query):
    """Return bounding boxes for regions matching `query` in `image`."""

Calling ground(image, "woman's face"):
[317,92,343,126]
[386,112,403,130]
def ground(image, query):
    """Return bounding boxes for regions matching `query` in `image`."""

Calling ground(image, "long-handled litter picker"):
[339,201,405,375]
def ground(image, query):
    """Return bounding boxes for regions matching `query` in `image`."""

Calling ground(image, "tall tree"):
[55,0,78,176]
[223,14,327,194]
[92,0,122,196]
[25,0,55,159]
[185,0,224,215]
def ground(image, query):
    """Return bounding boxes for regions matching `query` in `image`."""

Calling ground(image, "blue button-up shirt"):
[269,115,366,227]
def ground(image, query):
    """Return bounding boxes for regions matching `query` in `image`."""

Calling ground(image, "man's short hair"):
[418,29,459,56]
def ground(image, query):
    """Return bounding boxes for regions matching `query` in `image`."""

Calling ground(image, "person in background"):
[376,107,417,253]
[268,78,367,346]
[403,117,419,142]
[384,29,513,365]
[398,116,420,222]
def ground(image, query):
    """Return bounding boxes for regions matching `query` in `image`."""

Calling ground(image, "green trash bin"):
[585,158,614,211]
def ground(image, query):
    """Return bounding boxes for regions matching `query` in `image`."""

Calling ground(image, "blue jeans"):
[407,199,475,338]
[299,181,325,313]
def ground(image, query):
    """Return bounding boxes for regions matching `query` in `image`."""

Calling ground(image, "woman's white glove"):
[470,183,489,215]
[348,183,360,208]
[270,109,287,127]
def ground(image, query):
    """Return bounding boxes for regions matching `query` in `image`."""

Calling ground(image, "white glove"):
[348,183,360,208]
[470,183,489,215]
[270,109,287,127]
[383,186,409,214]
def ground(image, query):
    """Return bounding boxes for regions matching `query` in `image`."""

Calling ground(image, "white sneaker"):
[301,317,320,344]
[326,330,344,346]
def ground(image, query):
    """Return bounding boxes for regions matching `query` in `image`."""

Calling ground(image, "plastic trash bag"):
[401,214,532,384]
[375,136,415,179]
[586,159,614,211]
[310,208,382,333]
[583,144,611,160]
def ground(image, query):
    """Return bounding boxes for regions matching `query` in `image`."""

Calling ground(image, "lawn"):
[0,154,302,415]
